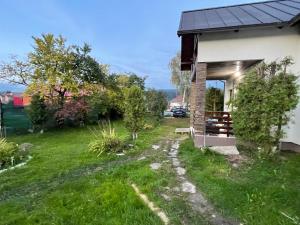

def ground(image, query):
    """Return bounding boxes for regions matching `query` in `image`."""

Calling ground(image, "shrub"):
[88,122,123,157]
[26,94,47,132]
[55,98,90,127]
[232,57,299,156]
[0,139,18,168]
[123,86,146,140]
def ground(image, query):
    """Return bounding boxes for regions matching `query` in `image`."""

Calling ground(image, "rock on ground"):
[150,163,162,170]
[19,143,33,152]
[209,146,239,156]
[152,145,160,150]
[182,181,196,193]
[176,167,186,176]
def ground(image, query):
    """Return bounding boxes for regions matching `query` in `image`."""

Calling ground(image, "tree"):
[145,89,168,118]
[74,43,108,84]
[28,34,78,107]
[27,94,47,132]
[232,57,299,156]
[205,87,224,111]
[169,52,191,105]
[123,86,146,140]
[109,73,146,90]
[0,56,33,86]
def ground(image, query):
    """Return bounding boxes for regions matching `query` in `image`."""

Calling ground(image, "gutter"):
[177,22,289,36]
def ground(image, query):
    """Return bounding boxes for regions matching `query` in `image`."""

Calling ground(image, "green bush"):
[0,138,18,168]
[88,123,123,157]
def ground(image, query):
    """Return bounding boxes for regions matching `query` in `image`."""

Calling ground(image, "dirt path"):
[147,137,240,225]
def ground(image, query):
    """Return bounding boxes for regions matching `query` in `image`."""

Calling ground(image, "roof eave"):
[177,22,290,36]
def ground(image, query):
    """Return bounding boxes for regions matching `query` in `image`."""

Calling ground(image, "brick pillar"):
[189,81,196,129]
[194,63,207,135]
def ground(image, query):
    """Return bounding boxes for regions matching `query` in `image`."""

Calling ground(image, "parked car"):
[173,108,186,118]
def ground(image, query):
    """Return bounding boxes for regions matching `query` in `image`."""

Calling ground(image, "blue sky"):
[0,0,264,91]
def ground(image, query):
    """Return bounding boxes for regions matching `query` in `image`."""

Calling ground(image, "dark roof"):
[178,0,300,35]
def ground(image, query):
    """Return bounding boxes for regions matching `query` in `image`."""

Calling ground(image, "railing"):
[205,111,233,137]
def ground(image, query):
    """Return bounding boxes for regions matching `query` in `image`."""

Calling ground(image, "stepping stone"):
[152,145,160,150]
[176,167,186,176]
[209,146,239,156]
[161,194,171,201]
[182,181,196,193]
[172,158,180,167]
[168,151,177,158]
[150,163,161,170]
[172,143,179,149]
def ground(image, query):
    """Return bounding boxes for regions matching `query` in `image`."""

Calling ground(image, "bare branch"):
[0,56,33,86]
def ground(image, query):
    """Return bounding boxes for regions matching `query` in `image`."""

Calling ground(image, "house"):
[169,95,184,109]
[178,0,300,151]
[13,93,31,107]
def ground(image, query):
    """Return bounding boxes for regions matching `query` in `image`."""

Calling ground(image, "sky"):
[0,0,264,91]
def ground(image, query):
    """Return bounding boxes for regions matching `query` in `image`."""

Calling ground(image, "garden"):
[0,34,299,225]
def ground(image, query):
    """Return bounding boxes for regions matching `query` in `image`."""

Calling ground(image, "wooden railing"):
[205,111,233,137]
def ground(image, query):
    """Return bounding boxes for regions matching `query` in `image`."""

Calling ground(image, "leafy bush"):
[26,94,47,132]
[123,86,146,140]
[55,98,90,127]
[0,139,18,168]
[88,122,123,157]
[232,57,299,156]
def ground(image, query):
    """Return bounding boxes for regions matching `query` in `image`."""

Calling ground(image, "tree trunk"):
[182,87,186,106]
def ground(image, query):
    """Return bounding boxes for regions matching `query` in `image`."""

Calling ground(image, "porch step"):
[209,146,239,156]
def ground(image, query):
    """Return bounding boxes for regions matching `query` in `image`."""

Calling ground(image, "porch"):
[190,60,260,147]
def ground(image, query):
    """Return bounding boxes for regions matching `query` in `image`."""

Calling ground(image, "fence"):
[1,103,32,136]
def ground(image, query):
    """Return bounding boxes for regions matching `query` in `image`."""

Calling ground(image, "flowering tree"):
[55,98,90,127]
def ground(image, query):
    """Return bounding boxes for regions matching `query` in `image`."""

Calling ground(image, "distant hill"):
[160,89,177,101]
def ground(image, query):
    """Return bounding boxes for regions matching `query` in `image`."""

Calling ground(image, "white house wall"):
[197,26,300,145]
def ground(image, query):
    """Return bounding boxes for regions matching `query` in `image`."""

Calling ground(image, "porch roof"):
[178,0,300,36]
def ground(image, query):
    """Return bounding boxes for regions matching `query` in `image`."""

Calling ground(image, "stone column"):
[194,63,207,135]
[189,81,196,129]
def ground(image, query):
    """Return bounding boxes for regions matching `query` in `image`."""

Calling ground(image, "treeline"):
[0,34,168,133]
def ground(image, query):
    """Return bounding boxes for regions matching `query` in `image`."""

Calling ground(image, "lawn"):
[0,118,207,225]
[2,119,299,225]
[179,139,300,225]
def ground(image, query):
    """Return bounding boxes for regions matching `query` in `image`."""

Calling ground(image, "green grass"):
[179,139,300,225]
[0,118,207,225]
